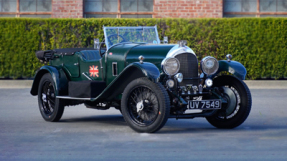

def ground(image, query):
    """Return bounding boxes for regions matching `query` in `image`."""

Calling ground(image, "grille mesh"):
[175,53,198,86]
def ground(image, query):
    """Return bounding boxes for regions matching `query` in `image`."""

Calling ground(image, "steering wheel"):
[107,34,126,46]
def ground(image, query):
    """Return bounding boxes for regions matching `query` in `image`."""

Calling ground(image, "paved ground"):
[0,88,287,160]
[1,80,287,89]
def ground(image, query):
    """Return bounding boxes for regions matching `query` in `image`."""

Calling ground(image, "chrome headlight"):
[161,57,180,76]
[175,73,183,83]
[200,56,219,75]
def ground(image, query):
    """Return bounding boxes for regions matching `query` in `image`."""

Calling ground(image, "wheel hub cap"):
[136,100,144,112]
[222,87,237,115]
[42,93,47,103]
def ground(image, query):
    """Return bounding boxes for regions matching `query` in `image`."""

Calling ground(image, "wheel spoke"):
[48,101,54,113]
[130,95,137,104]
[42,104,48,113]
[40,81,56,116]
[132,91,139,102]
[141,87,144,100]
[150,94,157,103]
[130,104,137,112]
[48,100,55,108]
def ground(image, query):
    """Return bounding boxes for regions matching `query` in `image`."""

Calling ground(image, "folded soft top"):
[36,48,95,62]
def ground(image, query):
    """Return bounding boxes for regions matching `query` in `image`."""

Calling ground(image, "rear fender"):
[30,66,69,96]
[92,62,160,101]
[211,60,247,80]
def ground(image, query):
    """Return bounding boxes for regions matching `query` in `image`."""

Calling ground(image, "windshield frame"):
[103,26,161,49]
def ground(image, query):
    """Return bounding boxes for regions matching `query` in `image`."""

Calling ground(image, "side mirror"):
[94,38,100,49]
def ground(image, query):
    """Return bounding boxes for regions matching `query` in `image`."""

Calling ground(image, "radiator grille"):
[175,53,198,86]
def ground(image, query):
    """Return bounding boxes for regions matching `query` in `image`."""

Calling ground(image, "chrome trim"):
[205,78,213,87]
[175,73,183,83]
[161,57,180,76]
[166,45,195,58]
[178,40,187,47]
[103,26,160,49]
[138,55,144,64]
[154,25,161,44]
[100,59,104,81]
[192,85,198,94]
[104,26,157,29]
[112,62,118,76]
[226,54,232,62]
[94,38,100,49]
[198,84,203,94]
[82,73,92,80]
[103,26,109,48]
[56,96,91,100]
[200,56,219,75]
[166,79,175,88]
[163,36,168,44]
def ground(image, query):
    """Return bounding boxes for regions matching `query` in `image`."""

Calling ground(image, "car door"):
[63,54,80,78]
[78,50,104,81]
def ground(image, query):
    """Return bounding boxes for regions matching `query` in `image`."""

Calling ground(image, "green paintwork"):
[30,66,68,96]
[33,42,172,100]
[32,40,247,103]
[212,60,247,80]
[126,44,175,69]
[105,43,141,85]
[78,52,103,81]
[90,62,161,101]
[63,54,80,77]
[105,43,175,86]
[50,51,104,82]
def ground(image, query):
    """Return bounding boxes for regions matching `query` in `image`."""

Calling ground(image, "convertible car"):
[31,26,252,133]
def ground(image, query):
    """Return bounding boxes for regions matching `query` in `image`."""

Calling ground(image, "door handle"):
[74,63,79,66]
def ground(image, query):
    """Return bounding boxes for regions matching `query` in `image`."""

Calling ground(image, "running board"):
[56,96,90,100]
[169,110,217,119]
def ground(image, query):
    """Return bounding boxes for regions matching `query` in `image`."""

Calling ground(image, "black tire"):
[38,73,65,122]
[206,75,252,129]
[121,77,170,133]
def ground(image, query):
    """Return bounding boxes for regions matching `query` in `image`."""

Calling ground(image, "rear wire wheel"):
[38,73,65,122]
[206,75,252,129]
[121,78,170,133]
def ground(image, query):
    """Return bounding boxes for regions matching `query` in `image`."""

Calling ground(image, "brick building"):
[0,0,287,18]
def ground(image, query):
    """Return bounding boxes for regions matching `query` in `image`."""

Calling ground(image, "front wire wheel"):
[38,73,65,122]
[206,75,252,129]
[121,78,170,133]
[128,86,159,126]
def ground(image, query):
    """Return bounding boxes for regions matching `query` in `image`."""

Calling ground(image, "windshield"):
[103,26,160,48]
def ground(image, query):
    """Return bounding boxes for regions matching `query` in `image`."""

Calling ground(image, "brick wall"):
[154,0,223,18]
[50,0,222,19]
[52,0,83,18]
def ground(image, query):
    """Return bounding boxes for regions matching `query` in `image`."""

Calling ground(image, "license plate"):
[188,100,221,110]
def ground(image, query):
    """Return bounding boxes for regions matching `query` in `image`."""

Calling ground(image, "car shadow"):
[59,115,287,133]
[60,115,127,126]
[158,120,287,134]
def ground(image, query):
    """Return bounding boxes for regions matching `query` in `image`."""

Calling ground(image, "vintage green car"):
[31,26,252,133]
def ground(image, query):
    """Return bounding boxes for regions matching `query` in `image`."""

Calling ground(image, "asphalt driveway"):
[0,88,286,160]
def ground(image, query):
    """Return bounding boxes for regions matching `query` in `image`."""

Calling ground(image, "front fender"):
[212,60,247,80]
[30,66,69,96]
[128,62,161,82]
[92,62,160,101]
